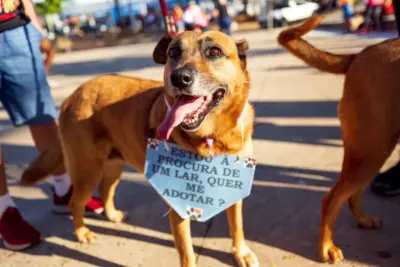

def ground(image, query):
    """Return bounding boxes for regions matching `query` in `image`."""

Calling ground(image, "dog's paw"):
[107,210,128,223]
[357,215,382,229]
[186,207,202,221]
[233,245,259,267]
[244,158,256,168]
[319,243,344,264]
[75,227,96,244]
[147,139,159,150]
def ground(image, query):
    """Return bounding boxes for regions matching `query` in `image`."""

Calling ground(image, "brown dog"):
[22,31,259,267]
[278,16,400,264]
[40,38,56,73]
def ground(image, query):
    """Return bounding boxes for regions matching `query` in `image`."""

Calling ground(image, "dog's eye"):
[168,48,181,59]
[208,47,222,58]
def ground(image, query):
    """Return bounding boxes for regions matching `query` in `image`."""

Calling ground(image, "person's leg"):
[372,5,383,31]
[0,29,42,251]
[342,5,353,32]
[29,122,65,175]
[1,23,104,214]
[393,0,400,35]
[220,18,231,35]
[0,145,42,250]
[371,162,400,196]
[0,145,42,249]
[362,4,374,31]
[0,149,7,197]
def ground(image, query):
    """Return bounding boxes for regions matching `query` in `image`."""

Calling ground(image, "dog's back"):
[22,74,165,184]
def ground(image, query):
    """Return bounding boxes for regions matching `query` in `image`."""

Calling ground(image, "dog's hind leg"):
[348,187,382,229]
[169,209,196,267]
[227,200,259,267]
[98,160,126,223]
[319,139,396,263]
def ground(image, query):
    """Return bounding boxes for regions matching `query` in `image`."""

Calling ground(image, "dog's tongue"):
[157,96,204,140]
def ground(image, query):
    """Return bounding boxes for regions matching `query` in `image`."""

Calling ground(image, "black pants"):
[364,5,384,30]
[393,0,400,35]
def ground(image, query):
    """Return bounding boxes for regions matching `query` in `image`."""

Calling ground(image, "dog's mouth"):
[157,88,226,140]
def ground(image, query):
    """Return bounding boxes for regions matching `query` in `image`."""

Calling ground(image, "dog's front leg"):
[227,200,259,267]
[169,209,196,267]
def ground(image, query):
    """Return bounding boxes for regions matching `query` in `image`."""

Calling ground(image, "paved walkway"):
[0,28,399,267]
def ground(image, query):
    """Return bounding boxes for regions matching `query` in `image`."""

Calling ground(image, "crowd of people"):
[339,0,394,33]
[172,0,233,35]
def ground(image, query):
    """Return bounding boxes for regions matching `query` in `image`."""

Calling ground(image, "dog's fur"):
[22,31,259,267]
[278,16,400,263]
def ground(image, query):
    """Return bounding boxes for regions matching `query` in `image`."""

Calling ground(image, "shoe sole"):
[0,234,42,251]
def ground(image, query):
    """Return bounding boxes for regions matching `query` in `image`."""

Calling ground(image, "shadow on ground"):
[252,101,341,147]
[49,56,157,77]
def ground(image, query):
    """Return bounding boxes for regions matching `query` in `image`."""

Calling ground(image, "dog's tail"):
[21,139,64,185]
[277,16,356,74]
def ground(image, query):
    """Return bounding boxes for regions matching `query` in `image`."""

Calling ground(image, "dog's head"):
[153,31,249,140]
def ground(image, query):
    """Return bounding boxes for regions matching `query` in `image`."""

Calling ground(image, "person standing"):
[213,0,232,35]
[172,5,184,33]
[0,0,103,250]
[361,0,385,32]
[339,0,355,32]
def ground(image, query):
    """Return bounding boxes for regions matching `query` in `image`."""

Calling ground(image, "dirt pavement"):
[0,28,399,267]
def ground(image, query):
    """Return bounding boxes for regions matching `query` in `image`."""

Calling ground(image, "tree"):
[35,0,63,15]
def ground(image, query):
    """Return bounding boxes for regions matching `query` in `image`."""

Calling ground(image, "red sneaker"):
[52,186,104,215]
[0,207,42,250]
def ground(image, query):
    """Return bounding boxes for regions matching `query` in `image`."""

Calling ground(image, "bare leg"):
[29,121,65,175]
[0,146,8,196]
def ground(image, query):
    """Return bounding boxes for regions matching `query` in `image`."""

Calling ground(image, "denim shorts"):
[341,4,354,20]
[0,23,58,126]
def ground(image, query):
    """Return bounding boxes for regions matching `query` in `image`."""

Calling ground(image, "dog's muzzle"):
[170,67,195,90]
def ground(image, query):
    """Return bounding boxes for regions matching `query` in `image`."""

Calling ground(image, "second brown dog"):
[278,16,400,264]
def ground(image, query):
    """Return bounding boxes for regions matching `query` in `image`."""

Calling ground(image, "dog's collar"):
[164,95,248,158]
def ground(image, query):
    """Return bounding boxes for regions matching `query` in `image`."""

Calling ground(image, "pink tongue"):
[157,96,205,140]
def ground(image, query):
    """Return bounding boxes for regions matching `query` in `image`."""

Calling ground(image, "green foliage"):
[35,0,63,15]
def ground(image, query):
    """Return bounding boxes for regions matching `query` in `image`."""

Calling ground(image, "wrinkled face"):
[153,31,249,140]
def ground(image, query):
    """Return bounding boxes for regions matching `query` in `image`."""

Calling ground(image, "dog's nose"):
[170,68,194,88]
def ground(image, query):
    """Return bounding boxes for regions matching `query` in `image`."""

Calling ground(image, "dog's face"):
[153,31,249,140]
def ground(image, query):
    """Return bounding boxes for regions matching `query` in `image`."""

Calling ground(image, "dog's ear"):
[153,35,173,64]
[236,39,249,57]
[236,39,249,69]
